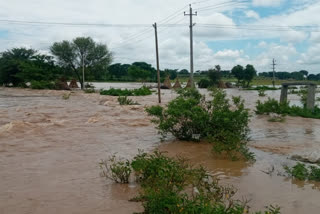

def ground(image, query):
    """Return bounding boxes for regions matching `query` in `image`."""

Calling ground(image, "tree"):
[291,71,304,81]
[243,64,257,87]
[108,63,130,80]
[231,65,244,85]
[50,37,113,89]
[179,69,189,75]
[15,54,62,82]
[299,70,309,77]
[208,65,222,86]
[128,65,151,82]
[0,48,37,86]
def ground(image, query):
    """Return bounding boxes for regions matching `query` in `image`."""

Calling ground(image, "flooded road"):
[0,84,320,214]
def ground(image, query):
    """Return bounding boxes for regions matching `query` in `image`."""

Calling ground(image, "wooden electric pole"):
[153,22,161,103]
[272,58,276,88]
[184,4,197,87]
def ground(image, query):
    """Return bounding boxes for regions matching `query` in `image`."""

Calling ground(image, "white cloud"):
[310,32,320,43]
[252,0,285,7]
[214,49,244,59]
[245,10,260,19]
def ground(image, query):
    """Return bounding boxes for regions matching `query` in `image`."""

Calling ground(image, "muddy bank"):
[1,86,320,214]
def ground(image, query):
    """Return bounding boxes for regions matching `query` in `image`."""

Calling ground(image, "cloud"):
[245,10,260,19]
[252,0,285,7]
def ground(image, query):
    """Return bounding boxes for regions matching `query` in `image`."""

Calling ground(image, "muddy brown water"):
[0,85,320,214]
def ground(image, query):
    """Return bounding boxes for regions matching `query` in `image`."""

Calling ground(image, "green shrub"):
[118,96,139,105]
[85,83,95,89]
[84,88,95,93]
[258,89,266,97]
[100,86,152,96]
[102,151,280,214]
[146,89,253,160]
[268,114,285,122]
[99,155,132,184]
[256,98,320,119]
[246,86,279,91]
[62,93,71,100]
[284,163,320,181]
[198,79,211,88]
[30,80,55,89]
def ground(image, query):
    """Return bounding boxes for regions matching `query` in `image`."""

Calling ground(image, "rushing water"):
[0,84,320,214]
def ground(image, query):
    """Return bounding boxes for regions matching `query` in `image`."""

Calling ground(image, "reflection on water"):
[1,85,320,214]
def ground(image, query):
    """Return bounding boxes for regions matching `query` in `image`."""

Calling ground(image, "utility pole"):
[82,55,85,89]
[272,58,276,88]
[184,4,197,87]
[153,22,161,103]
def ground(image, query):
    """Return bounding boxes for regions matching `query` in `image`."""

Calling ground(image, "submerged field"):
[1,84,320,214]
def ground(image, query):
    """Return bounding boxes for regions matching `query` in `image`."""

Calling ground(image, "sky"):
[0,0,319,73]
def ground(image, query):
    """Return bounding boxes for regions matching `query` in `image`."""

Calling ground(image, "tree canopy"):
[0,48,61,86]
[50,37,113,88]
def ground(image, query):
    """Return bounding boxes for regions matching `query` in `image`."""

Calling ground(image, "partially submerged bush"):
[84,88,95,93]
[99,155,132,183]
[197,79,211,88]
[62,93,71,100]
[268,114,285,122]
[284,163,320,181]
[100,86,152,96]
[118,96,139,105]
[246,86,279,91]
[101,151,280,214]
[258,89,266,97]
[146,88,253,160]
[256,98,320,119]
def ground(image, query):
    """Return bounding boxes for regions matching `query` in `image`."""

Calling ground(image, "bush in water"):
[255,98,320,119]
[30,80,55,89]
[146,88,253,161]
[284,163,320,181]
[101,151,280,214]
[117,96,139,105]
[100,86,152,96]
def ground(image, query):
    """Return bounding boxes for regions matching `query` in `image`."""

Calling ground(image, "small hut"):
[162,76,172,89]
[218,81,226,89]
[185,78,194,88]
[55,78,70,90]
[173,78,182,89]
[69,79,79,88]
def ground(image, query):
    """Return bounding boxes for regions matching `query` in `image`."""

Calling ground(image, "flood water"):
[0,84,320,214]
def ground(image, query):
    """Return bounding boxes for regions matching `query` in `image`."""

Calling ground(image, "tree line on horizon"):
[0,36,318,90]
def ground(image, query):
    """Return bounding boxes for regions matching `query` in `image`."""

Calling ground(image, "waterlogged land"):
[1,84,320,214]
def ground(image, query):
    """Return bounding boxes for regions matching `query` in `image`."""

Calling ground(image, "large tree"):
[50,37,113,89]
[243,64,257,87]
[208,65,222,86]
[0,48,36,86]
[231,65,244,85]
